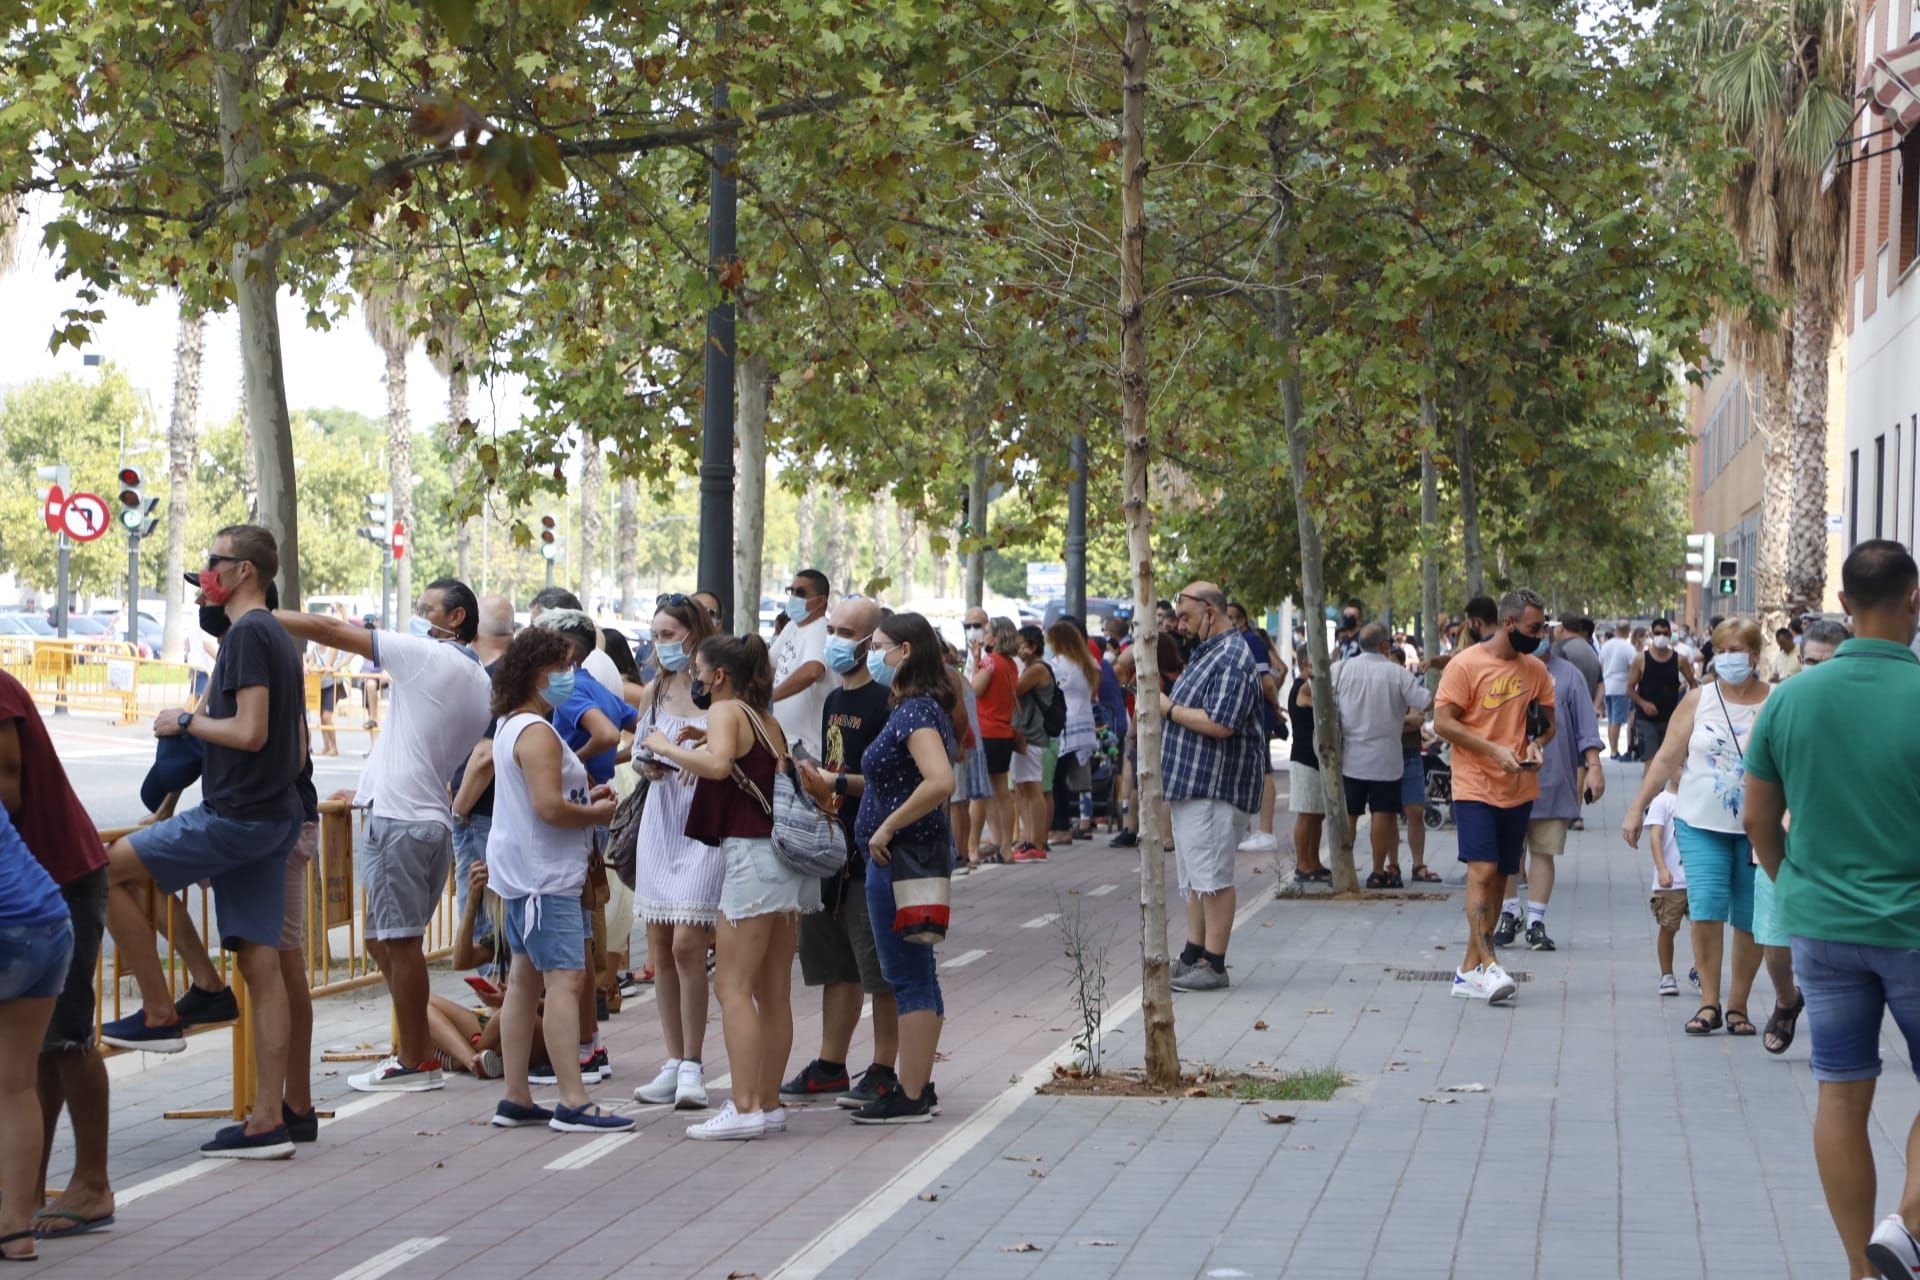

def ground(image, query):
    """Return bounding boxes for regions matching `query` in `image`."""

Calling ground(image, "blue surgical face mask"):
[409,615,435,639]
[540,669,577,707]
[655,640,688,672]
[1715,653,1752,685]
[825,634,864,675]
[785,594,811,623]
[867,647,897,687]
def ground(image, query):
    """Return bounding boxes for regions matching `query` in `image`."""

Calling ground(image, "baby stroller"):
[1086,704,1124,827]
[1422,741,1454,830]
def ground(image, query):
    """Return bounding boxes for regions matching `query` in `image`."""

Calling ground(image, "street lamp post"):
[695,32,738,631]
[1066,433,1088,619]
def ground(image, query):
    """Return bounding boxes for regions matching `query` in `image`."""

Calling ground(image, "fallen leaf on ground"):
[1001,1243,1042,1254]
[933,1051,951,1061]
[1027,1169,1046,1179]
[918,1192,938,1202]
[1260,1112,1296,1124]
[1004,1154,1045,1162]
[1185,1087,1209,1097]
[1441,1082,1488,1093]
[726,1272,760,1279]
[1252,1019,1269,1030]
[1418,1096,1456,1104]
[1306,1007,1334,1014]
[1079,1239,1118,1247]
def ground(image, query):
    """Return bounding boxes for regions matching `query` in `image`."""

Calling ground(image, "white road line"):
[1020,913,1061,929]
[939,948,989,970]
[769,888,1274,1280]
[543,1133,638,1171]
[330,1237,448,1280]
[118,1160,214,1205]
[1088,883,1119,897]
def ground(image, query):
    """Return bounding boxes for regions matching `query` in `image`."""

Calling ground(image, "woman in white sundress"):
[629,594,721,1110]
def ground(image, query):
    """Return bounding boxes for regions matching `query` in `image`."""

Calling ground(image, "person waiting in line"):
[947,640,990,872]
[849,612,960,1123]
[1384,644,1441,883]
[1046,618,1100,848]
[1284,644,1329,883]
[0,802,73,1262]
[630,594,722,1111]
[646,634,814,1141]
[1110,632,1183,851]
[485,628,627,1134]
[1331,623,1432,891]
[1006,624,1057,862]
[965,612,1020,862]
[1623,616,1771,1037]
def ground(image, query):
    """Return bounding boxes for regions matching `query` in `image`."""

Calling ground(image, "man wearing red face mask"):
[99,525,308,1160]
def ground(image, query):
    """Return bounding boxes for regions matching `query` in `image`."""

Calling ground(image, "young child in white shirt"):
[1645,779,1690,997]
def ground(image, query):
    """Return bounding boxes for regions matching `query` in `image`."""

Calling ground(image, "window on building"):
[1898,424,1905,540]
[1851,448,1862,548]
[1876,433,1887,538]
[1900,130,1919,278]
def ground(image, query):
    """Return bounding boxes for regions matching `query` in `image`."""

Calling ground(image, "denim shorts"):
[718,836,820,921]
[1399,751,1424,809]
[1790,936,1920,1083]
[502,893,587,972]
[0,919,76,1002]
[129,806,302,949]
[1604,694,1631,727]
[1674,819,1754,931]
[1455,800,1531,875]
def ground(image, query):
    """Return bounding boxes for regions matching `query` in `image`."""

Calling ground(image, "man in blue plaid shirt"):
[1159,583,1266,992]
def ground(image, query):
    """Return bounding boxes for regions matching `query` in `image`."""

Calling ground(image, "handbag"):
[605,704,659,890]
[734,706,848,878]
[886,836,953,944]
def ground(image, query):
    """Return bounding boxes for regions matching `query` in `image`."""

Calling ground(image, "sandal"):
[1365,871,1388,889]
[1684,1004,1723,1035]
[1411,865,1442,883]
[0,1231,36,1263]
[1725,1008,1757,1037]
[1384,865,1405,889]
[1763,996,1805,1055]
[1306,868,1332,883]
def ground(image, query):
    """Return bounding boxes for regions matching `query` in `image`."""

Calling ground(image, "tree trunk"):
[579,438,603,611]
[1119,0,1178,1091]
[795,490,815,575]
[1754,365,1792,644]
[448,365,471,583]
[895,504,918,597]
[384,342,413,615]
[734,351,769,620]
[214,0,300,607]
[826,494,851,591]
[618,476,639,616]
[869,496,891,594]
[1453,398,1484,600]
[1420,433,1440,655]
[1271,127,1357,896]
[965,453,987,608]
[1786,296,1833,611]
[161,308,206,659]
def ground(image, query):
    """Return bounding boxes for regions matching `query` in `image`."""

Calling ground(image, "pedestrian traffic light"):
[1716,557,1739,597]
[361,492,392,549]
[116,463,159,535]
[539,512,562,561]
[1683,532,1714,586]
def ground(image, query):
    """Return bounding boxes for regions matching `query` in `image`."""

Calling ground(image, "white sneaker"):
[686,1099,764,1141]
[1658,974,1679,997]
[1483,962,1518,1004]
[633,1058,682,1105]
[1237,831,1279,854]
[347,1056,445,1093]
[1867,1214,1920,1280]
[1452,967,1495,1001]
[675,1059,709,1110]
[762,1105,788,1132]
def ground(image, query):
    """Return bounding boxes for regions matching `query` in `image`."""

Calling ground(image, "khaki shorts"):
[1287,762,1328,816]
[1526,818,1571,857]
[1649,891,1688,930]
[277,821,318,952]
[1169,798,1248,895]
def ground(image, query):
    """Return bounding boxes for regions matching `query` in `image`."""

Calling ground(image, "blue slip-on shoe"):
[100,1010,186,1054]
[491,1099,555,1128]
[550,1103,635,1133]
[199,1123,293,1160]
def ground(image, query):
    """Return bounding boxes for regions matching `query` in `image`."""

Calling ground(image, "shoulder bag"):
[735,705,848,878]
[604,702,657,890]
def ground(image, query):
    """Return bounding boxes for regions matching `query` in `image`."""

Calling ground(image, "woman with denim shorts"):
[0,801,74,1262]
[1623,616,1771,1037]
[854,612,961,1125]
[647,633,816,1142]
[485,627,627,1135]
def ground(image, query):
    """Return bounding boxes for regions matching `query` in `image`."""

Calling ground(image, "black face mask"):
[1507,626,1543,655]
[199,603,231,639]
[691,680,712,711]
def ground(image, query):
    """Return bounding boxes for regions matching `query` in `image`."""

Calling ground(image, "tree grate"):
[1392,968,1531,982]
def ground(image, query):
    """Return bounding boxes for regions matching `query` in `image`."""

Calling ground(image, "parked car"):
[0,613,55,637]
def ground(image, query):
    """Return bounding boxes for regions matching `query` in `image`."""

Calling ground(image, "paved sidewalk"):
[820,758,1916,1279]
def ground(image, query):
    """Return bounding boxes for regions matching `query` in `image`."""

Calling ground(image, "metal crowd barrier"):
[95,799,461,1121]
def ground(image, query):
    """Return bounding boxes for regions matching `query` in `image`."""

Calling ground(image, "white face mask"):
[1650,634,1672,650]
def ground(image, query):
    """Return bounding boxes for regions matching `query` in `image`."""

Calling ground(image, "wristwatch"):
[833,773,848,797]
[176,712,194,734]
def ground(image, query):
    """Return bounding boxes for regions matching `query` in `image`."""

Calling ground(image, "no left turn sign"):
[61,492,110,542]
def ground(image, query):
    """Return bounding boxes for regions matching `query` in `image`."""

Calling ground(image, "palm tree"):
[427,314,473,582]
[1696,0,1856,618]
[357,258,420,618]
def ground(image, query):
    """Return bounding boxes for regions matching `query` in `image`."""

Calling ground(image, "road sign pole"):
[380,554,392,632]
[545,557,555,589]
[54,531,70,640]
[126,531,141,646]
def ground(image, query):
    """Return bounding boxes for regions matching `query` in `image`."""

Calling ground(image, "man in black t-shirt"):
[781,597,901,1110]
[101,525,306,1160]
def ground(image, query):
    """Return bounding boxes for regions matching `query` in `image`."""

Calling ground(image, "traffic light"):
[116,463,159,535]
[1683,532,1714,586]
[361,492,392,550]
[1716,557,1739,597]
[35,464,70,533]
[539,512,563,561]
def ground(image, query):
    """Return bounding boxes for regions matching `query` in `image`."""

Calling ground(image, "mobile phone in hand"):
[465,974,500,998]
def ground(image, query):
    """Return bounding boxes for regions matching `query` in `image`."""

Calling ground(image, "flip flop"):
[30,1210,114,1239]
[1,1230,36,1262]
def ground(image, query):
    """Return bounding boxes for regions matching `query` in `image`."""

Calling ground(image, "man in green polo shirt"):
[1744,539,1920,1280]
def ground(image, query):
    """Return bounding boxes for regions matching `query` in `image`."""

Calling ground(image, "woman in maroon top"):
[967,617,1020,861]
[645,634,812,1142]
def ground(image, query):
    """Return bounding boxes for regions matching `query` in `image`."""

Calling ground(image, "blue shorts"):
[128,807,302,950]
[0,919,75,1001]
[1604,694,1631,726]
[502,893,587,972]
[1399,751,1424,808]
[1791,937,1920,1083]
[1455,800,1532,876]
[1751,867,1788,948]
[1674,819,1753,931]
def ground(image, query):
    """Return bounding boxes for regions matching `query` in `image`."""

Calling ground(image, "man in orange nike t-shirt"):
[1434,588,1556,1005]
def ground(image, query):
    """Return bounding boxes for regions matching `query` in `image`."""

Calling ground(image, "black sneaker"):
[1108,829,1138,848]
[282,1103,319,1144]
[851,1084,933,1125]
[781,1059,852,1103]
[1493,912,1521,949]
[1525,921,1556,952]
[837,1063,899,1109]
[174,984,239,1027]
[199,1123,293,1160]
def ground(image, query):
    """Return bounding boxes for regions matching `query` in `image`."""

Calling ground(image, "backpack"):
[1040,676,1067,738]
[735,706,847,878]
